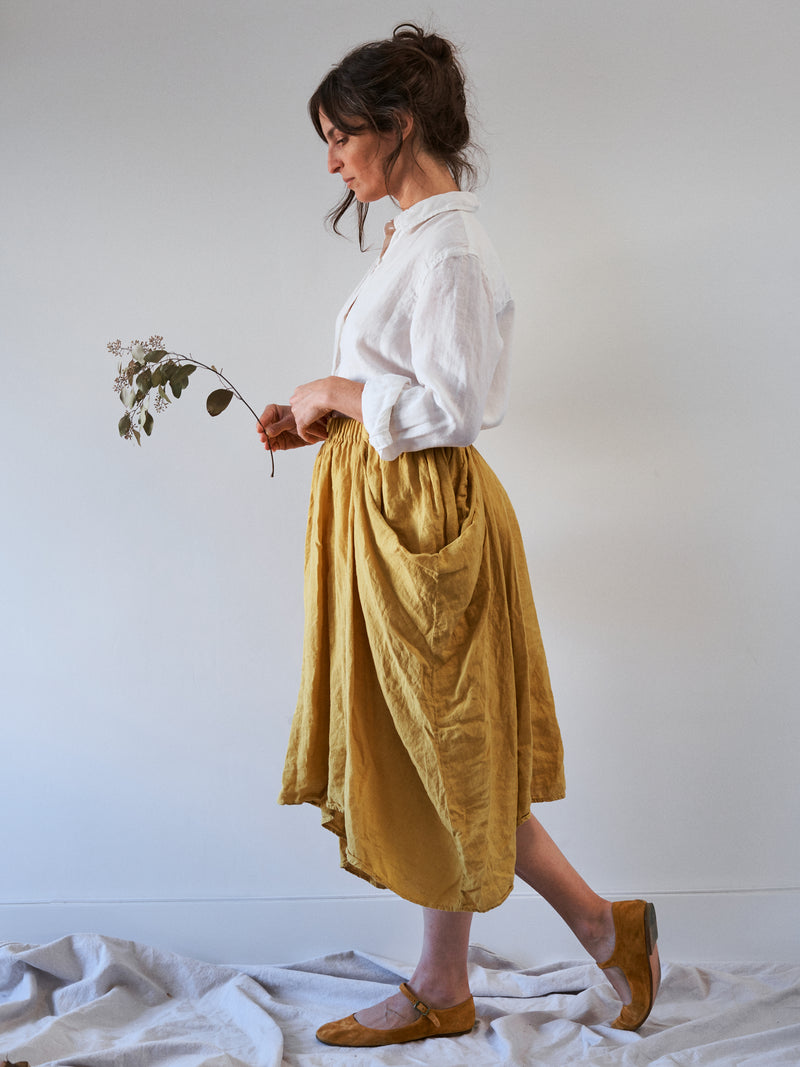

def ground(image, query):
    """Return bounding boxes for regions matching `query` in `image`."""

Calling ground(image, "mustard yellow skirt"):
[279,418,565,912]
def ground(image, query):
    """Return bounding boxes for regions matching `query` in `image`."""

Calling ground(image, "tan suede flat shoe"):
[598,899,661,1030]
[316,981,476,1047]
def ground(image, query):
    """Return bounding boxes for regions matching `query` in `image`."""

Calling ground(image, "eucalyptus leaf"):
[168,366,190,397]
[136,367,152,391]
[118,413,131,437]
[147,349,168,362]
[143,411,154,436]
[206,388,234,416]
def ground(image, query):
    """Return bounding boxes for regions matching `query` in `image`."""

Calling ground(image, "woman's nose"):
[328,146,341,174]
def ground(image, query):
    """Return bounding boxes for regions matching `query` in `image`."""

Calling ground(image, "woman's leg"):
[357,816,622,1030]
[514,815,631,1002]
[353,907,473,1030]
[515,816,614,955]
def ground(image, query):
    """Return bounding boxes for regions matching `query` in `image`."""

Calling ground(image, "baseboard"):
[1,888,798,966]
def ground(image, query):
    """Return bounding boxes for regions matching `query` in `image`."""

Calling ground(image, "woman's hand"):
[288,380,335,445]
[256,403,321,451]
[290,377,364,443]
[257,379,364,450]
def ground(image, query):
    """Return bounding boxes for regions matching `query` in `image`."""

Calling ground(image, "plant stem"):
[170,352,275,477]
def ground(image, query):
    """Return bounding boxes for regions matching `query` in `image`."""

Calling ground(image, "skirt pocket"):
[359,445,486,661]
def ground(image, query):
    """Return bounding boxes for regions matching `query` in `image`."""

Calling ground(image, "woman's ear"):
[396,110,414,142]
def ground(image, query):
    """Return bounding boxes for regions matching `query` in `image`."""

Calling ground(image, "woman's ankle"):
[408,967,472,1007]
[574,900,616,962]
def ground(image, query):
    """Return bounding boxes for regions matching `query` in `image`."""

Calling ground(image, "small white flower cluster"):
[110,336,193,443]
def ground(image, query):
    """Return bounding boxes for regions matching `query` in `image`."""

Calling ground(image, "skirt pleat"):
[278,418,565,912]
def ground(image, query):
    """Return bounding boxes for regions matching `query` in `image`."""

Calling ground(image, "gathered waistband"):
[325,415,368,446]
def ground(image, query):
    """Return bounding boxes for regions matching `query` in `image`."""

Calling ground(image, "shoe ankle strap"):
[399,982,441,1029]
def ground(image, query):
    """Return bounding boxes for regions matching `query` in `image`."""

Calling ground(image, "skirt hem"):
[277,789,567,914]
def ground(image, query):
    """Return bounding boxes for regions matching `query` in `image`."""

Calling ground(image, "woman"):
[257,23,660,1048]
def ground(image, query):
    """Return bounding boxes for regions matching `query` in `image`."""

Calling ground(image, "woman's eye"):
[336,137,348,147]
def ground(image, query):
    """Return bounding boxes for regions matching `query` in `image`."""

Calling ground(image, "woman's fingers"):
[290,382,333,442]
[256,403,292,439]
[257,392,333,449]
[255,402,323,450]
[267,412,299,438]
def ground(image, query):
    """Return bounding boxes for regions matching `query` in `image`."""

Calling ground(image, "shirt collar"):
[388,191,479,237]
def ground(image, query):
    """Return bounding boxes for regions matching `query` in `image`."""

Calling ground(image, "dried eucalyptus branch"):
[109,335,274,477]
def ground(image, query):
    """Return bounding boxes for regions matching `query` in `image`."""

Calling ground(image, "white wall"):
[2,0,798,967]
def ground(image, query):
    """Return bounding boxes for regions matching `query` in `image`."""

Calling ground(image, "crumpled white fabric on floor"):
[2,935,799,1066]
[0,935,283,1067]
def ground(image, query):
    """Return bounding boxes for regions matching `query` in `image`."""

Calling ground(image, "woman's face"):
[320,110,397,203]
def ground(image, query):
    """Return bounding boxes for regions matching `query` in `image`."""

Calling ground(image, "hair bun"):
[419,32,452,62]
[393,23,452,62]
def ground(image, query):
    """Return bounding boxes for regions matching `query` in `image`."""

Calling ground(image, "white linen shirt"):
[331,191,514,461]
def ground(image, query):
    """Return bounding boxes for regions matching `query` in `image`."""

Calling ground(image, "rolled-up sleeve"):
[362,252,504,461]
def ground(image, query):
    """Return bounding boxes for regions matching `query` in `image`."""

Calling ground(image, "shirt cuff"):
[361,374,411,458]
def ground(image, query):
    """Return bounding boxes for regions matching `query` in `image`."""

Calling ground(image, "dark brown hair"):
[309,23,478,247]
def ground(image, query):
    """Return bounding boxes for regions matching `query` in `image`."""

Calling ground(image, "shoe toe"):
[315,1014,359,1046]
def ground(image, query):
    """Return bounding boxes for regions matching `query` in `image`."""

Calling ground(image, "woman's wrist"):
[327,376,364,423]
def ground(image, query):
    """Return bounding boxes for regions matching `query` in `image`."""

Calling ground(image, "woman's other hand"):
[290,377,364,443]
[256,403,319,451]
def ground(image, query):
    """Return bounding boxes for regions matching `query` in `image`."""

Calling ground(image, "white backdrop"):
[2,0,798,966]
